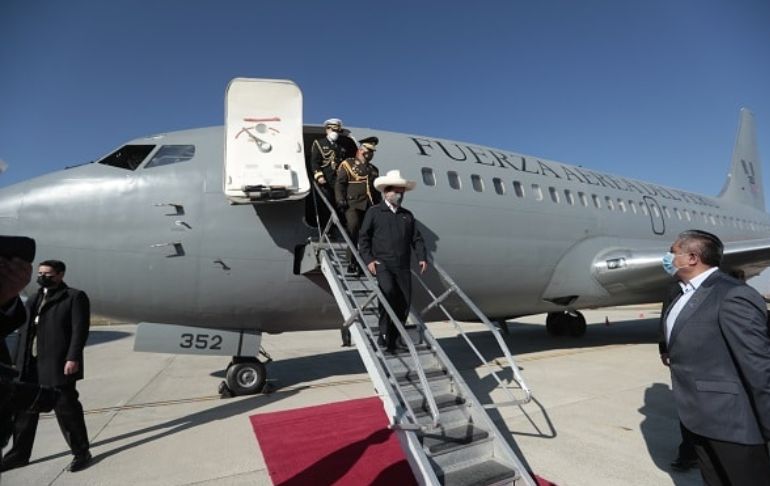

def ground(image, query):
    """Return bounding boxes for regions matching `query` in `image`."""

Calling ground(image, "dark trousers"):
[678,421,697,460]
[315,182,335,229]
[344,207,366,266]
[375,266,412,349]
[6,360,90,460]
[686,426,770,486]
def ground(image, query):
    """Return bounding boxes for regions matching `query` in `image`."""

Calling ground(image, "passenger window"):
[492,177,505,195]
[98,145,155,171]
[674,208,681,220]
[145,145,195,168]
[448,171,461,190]
[639,202,648,215]
[532,184,543,201]
[578,192,588,207]
[422,167,436,186]
[652,206,660,217]
[629,200,637,214]
[513,181,525,198]
[549,187,559,203]
[617,199,626,212]
[564,189,575,205]
[471,174,484,192]
[592,194,601,209]
[604,196,614,210]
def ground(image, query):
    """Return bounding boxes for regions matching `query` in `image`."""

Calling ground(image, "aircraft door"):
[224,78,310,204]
[642,196,665,235]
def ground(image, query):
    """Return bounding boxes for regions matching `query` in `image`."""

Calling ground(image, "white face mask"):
[386,192,403,206]
[327,131,339,142]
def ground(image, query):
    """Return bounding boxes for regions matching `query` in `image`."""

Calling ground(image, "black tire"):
[546,312,568,336]
[567,311,587,337]
[225,360,267,395]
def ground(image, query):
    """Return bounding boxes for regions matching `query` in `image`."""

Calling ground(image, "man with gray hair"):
[660,229,770,485]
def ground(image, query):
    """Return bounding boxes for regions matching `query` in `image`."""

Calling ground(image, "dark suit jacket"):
[0,297,26,367]
[664,270,770,445]
[15,283,90,387]
[358,202,427,270]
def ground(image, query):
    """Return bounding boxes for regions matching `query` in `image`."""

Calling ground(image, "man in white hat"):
[358,170,428,353]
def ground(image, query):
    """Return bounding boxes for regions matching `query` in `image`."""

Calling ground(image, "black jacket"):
[309,136,356,185]
[0,297,26,367]
[15,283,90,386]
[358,202,427,270]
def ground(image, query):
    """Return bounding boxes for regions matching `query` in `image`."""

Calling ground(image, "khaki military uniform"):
[335,158,381,275]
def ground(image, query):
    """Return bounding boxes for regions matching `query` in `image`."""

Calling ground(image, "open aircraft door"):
[224,78,310,204]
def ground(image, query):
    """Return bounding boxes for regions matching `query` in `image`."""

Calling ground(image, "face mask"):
[386,192,403,206]
[327,131,339,142]
[37,275,56,288]
[661,252,679,276]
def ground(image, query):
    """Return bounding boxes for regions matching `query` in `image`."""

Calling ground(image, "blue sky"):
[1,0,769,197]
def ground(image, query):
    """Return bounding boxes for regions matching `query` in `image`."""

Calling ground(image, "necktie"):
[32,290,48,358]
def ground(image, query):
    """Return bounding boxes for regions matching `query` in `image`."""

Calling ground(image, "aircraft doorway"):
[643,196,665,235]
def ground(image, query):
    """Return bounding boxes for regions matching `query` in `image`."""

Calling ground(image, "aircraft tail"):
[718,108,764,211]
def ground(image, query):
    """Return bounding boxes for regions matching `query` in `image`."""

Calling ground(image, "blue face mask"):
[662,252,679,276]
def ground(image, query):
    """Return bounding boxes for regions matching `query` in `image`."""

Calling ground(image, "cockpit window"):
[144,145,196,168]
[98,145,155,171]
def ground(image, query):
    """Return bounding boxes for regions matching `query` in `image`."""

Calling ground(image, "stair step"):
[401,376,455,402]
[441,458,519,486]
[421,424,490,455]
[397,368,448,385]
[409,392,465,415]
[413,401,469,428]
[392,361,445,381]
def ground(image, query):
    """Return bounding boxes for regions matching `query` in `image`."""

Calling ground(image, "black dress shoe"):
[68,452,92,472]
[0,454,29,472]
[670,456,697,471]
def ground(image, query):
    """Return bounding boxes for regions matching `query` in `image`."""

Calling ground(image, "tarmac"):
[1,307,703,486]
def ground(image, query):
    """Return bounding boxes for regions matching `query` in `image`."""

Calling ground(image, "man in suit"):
[0,256,32,470]
[2,259,92,473]
[358,170,427,353]
[0,256,31,366]
[661,230,770,485]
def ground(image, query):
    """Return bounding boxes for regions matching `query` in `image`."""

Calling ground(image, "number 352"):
[179,333,223,350]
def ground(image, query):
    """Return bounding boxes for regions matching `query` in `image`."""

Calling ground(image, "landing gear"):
[546,311,587,337]
[219,349,272,397]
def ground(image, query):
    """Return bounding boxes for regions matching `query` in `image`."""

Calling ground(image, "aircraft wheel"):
[545,312,568,336]
[567,311,587,337]
[225,360,267,396]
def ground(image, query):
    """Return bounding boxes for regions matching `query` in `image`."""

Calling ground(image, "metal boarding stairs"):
[300,185,535,486]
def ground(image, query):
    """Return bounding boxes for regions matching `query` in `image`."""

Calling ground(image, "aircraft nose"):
[0,183,26,235]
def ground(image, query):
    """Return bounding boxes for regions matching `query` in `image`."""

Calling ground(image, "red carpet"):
[250,395,556,485]
[250,396,416,485]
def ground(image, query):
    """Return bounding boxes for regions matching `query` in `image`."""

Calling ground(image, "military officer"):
[310,118,356,216]
[335,137,381,276]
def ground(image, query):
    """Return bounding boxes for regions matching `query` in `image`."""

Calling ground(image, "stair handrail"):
[311,182,442,427]
[412,262,532,405]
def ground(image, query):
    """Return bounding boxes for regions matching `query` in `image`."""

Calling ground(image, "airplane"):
[1,78,768,397]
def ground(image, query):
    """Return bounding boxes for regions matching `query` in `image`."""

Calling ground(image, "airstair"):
[299,185,535,486]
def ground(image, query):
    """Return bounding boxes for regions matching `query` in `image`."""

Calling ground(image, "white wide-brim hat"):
[374,170,417,192]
